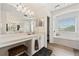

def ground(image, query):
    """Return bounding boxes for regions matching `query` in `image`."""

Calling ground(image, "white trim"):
[54,9,79,17]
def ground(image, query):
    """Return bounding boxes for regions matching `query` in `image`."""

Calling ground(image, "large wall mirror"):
[0,4,35,34]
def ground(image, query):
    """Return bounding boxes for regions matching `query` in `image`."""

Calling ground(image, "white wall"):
[0,4,1,34]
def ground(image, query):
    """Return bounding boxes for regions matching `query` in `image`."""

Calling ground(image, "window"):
[57,17,75,32]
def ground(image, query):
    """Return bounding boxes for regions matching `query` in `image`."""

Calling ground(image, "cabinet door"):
[31,37,40,55]
[39,35,45,49]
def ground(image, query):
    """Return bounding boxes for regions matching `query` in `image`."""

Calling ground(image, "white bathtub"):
[53,36,79,49]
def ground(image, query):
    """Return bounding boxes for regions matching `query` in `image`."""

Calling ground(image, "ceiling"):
[47,3,73,11]
[9,3,73,11]
[8,3,74,17]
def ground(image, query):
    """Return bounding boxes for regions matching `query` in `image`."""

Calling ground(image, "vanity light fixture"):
[16,3,34,17]
[21,7,27,13]
[30,11,34,15]
[16,3,23,12]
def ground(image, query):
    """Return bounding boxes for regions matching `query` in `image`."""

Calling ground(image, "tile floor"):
[47,43,75,56]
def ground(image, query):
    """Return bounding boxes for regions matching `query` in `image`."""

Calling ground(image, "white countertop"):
[0,33,38,48]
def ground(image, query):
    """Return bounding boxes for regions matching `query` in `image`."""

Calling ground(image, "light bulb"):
[22,7,26,13]
[17,5,22,11]
[26,9,31,16]
[27,9,31,13]
[30,11,34,15]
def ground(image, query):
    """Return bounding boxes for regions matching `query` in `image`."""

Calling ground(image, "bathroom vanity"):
[0,33,45,55]
[0,4,46,56]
